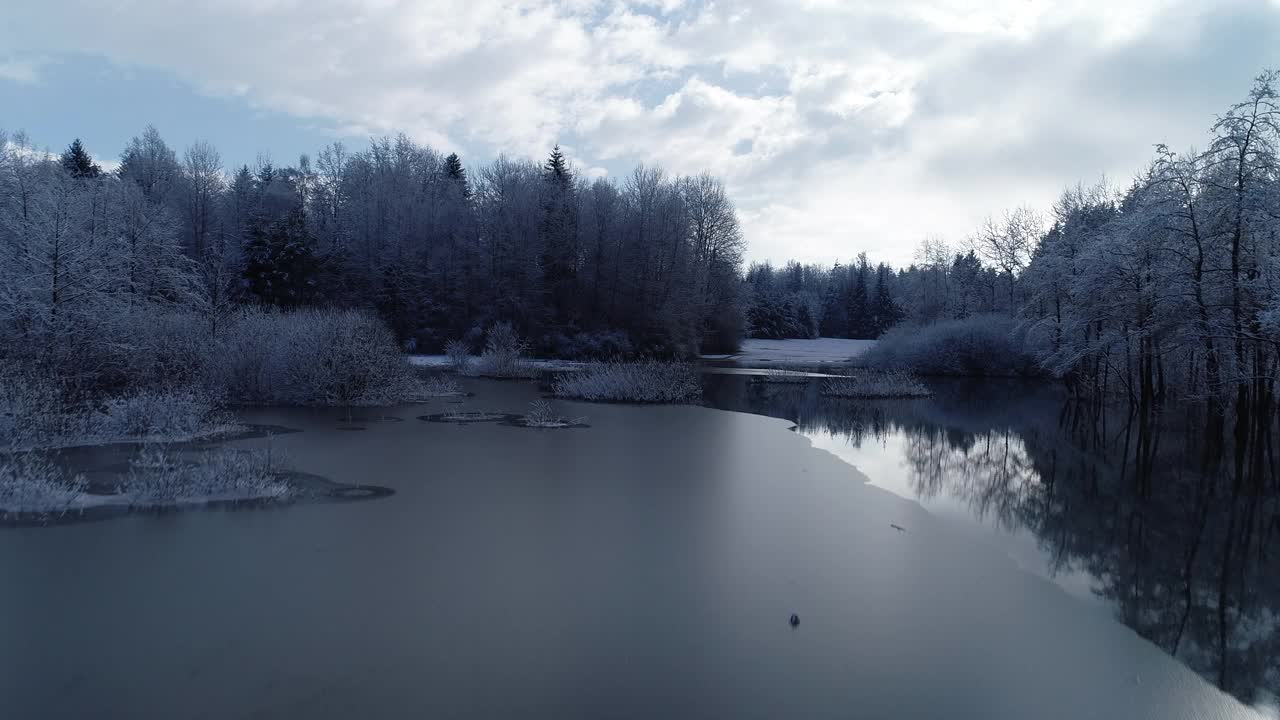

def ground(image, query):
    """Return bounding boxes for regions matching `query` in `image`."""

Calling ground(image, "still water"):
[704,374,1280,712]
[0,376,1273,719]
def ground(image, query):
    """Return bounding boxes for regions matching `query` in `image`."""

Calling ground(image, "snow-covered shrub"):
[0,366,229,449]
[822,370,931,399]
[859,315,1044,377]
[0,452,87,516]
[0,365,75,449]
[440,409,507,422]
[125,310,212,391]
[476,322,535,378]
[208,308,421,406]
[95,389,228,440]
[419,375,465,398]
[444,339,472,373]
[520,399,582,428]
[552,361,702,403]
[122,445,292,508]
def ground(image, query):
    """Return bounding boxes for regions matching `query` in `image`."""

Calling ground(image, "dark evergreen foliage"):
[59,139,101,179]
[242,209,325,308]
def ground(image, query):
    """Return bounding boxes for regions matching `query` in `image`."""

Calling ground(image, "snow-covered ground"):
[412,338,875,373]
[702,337,876,367]
[408,355,587,372]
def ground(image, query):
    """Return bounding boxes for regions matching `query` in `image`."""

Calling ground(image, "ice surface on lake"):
[702,337,876,365]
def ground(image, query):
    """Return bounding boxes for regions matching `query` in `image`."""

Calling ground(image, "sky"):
[1,0,1277,266]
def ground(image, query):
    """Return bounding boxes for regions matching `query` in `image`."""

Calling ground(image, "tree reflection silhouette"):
[703,375,1280,706]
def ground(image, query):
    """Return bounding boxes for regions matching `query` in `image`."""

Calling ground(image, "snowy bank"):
[410,355,587,373]
[0,447,293,521]
[552,361,702,403]
[702,337,876,368]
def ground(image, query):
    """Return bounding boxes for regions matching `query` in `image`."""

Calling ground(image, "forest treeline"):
[742,243,1010,341]
[6,67,1280,414]
[754,71,1280,418]
[0,128,746,377]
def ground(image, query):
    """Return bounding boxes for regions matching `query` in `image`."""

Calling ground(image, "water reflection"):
[703,375,1280,709]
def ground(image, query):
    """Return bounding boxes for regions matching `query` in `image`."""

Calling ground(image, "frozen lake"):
[702,337,877,367]
[0,376,1271,719]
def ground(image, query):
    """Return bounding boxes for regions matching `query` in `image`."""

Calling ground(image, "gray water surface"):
[0,378,1266,719]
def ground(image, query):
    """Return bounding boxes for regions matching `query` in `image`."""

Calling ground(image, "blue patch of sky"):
[1,41,762,183]
[0,53,361,170]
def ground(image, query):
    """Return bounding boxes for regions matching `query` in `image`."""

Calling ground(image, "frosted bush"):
[521,399,582,428]
[444,339,472,373]
[0,453,88,516]
[821,370,931,399]
[859,315,1044,377]
[208,308,422,406]
[96,389,228,440]
[122,445,292,508]
[126,311,211,390]
[0,365,75,449]
[476,322,536,378]
[418,375,465,398]
[440,409,507,422]
[1,366,233,449]
[552,361,702,403]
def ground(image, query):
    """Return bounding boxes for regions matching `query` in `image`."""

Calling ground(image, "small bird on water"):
[789,613,800,627]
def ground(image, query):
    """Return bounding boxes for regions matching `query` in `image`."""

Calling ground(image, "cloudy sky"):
[2,0,1277,265]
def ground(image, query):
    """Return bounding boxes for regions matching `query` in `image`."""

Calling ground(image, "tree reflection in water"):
[703,375,1280,707]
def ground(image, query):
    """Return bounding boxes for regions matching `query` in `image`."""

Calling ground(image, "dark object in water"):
[789,613,800,627]
[890,523,906,532]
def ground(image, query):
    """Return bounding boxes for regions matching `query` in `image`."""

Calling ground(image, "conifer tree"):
[242,208,323,307]
[540,145,578,325]
[869,263,903,335]
[59,139,101,178]
[847,259,870,338]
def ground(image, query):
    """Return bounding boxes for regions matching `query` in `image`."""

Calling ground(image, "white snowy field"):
[702,337,876,367]
[411,337,875,372]
[408,355,587,372]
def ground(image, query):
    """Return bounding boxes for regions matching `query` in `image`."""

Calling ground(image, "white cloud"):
[0,57,44,85]
[2,0,1277,265]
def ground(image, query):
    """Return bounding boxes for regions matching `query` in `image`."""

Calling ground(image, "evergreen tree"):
[443,152,470,198]
[820,261,847,337]
[869,263,903,335]
[544,145,570,188]
[59,139,101,179]
[950,250,985,318]
[256,162,275,188]
[847,260,870,338]
[242,208,324,307]
[540,145,577,326]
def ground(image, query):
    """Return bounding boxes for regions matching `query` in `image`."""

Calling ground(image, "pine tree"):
[847,261,870,338]
[60,138,101,179]
[540,145,577,326]
[256,163,275,190]
[444,153,463,179]
[242,208,323,307]
[443,153,470,197]
[544,145,570,188]
[869,263,903,335]
[820,261,847,337]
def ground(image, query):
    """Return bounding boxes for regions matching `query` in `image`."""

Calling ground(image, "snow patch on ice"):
[409,355,587,373]
[704,338,876,367]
